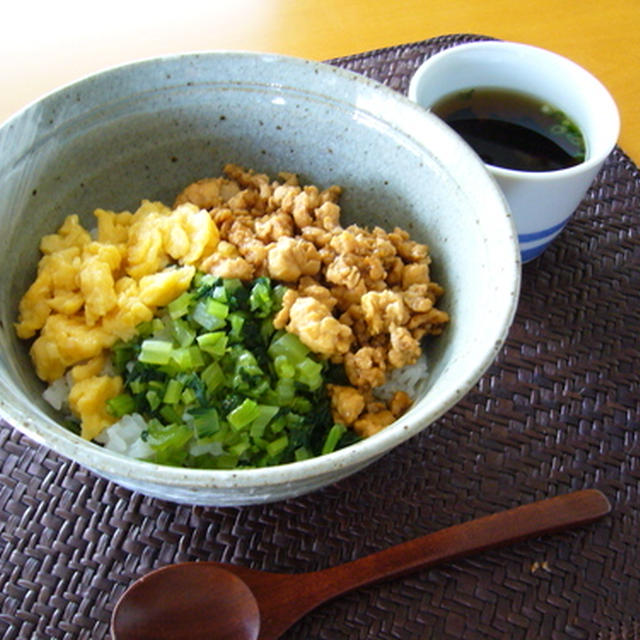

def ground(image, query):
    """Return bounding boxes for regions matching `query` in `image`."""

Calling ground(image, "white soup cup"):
[408,41,620,262]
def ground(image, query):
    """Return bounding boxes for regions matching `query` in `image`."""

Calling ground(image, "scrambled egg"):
[15,200,219,439]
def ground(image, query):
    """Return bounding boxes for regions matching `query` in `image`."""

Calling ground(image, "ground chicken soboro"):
[175,164,449,437]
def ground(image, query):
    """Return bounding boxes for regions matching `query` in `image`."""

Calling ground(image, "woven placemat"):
[2,34,639,640]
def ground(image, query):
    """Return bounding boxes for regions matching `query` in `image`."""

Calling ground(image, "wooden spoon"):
[111,489,610,640]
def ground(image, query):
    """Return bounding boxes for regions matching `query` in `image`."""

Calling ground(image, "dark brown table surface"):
[1,35,639,639]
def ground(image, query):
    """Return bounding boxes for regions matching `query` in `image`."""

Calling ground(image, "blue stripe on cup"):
[518,216,572,243]
[518,215,572,262]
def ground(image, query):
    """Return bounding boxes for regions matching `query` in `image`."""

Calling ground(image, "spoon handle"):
[313,489,610,602]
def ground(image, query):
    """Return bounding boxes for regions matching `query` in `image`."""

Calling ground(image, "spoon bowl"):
[111,489,611,640]
[113,565,260,640]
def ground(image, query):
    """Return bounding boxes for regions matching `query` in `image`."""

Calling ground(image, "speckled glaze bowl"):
[0,52,520,505]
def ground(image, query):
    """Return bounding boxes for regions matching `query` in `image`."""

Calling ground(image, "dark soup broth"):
[431,87,586,172]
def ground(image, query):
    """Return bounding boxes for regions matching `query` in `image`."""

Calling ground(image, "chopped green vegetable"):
[268,330,309,363]
[185,407,220,438]
[167,292,194,319]
[227,398,261,430]
[163,379,183,404]
[139,339,172,365]
[248,276,277,317]
[201,361,224,392]
[321,423,347,455]
[109,275,360,468]
[106,393,136,418]
[196,331,228,356]
[266,435,289,458]
[169,318,196,347]
[205,298,229,320]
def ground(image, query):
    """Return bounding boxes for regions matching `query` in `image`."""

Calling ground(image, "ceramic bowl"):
[0,52,520,505]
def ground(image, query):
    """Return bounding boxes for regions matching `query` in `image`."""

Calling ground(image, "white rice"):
[42,376,153,459]
[42,375,71,411]
[95,413,153,459]
[373,351,429,403]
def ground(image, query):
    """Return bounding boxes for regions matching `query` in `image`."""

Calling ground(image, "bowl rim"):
[0,50,521,492]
